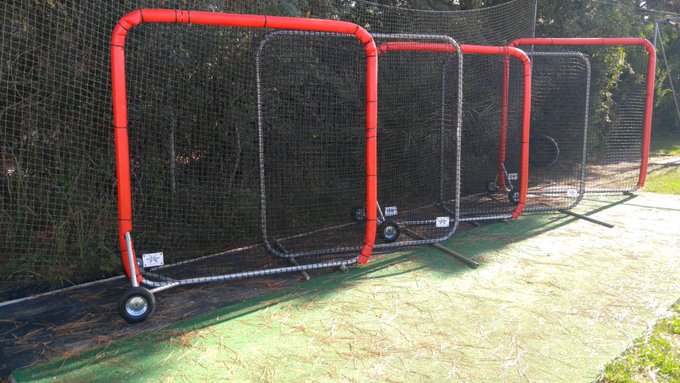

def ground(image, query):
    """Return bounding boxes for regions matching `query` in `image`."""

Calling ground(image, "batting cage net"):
[521,51,591,212]
[330,0,538,45]
[510,38,656,195]
[1,1,126,293]
[259,32,463,251]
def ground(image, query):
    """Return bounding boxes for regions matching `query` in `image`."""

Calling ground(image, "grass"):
[645,166,680,195]
[597,302,680,383]
[651,130,680,156]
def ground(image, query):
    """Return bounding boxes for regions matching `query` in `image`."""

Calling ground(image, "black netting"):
[456,54,526,221]
[372,36,462,248]
[1,2,124,291]
[330,0,537,221]
[513,43,651,194]
[330,0,537,45]
[125,23,264,262]
[260,33,463,251]
[257,31,367,256]
[523,52,591,212]
[0,1,372,294]
[123,20,377,287]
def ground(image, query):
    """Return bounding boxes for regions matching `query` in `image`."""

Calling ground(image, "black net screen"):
[457,54,526,221]
[2,2,127,291]
[523,51,591,212]
[125,23,266,263]
[372,37,462,248]
[257,31,367,256]
[123,22,376,285]
[330,0,537,45]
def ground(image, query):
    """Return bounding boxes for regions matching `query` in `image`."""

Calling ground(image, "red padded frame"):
[377,42,532,219]
[506,37,656,189]
[111,10,379,282]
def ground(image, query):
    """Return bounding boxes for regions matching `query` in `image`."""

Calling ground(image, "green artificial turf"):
[11,194,680,383]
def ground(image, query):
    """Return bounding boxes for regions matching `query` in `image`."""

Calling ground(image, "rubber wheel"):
[529,133,560,168]
[508,190,521,205]
[118,286,155,323]
[352,206,366,223]
[485,180,499,193]
[379,220,400,243]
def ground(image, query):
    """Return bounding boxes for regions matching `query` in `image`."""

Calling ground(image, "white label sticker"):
[435,216,450,228]
[508,173,518,181]
[142,252,164,268]
[385,206,398,217]
[566,189,579,198]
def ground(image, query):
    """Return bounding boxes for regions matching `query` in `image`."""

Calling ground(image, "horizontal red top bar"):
[509,37,654,54]
[377,42,530,63]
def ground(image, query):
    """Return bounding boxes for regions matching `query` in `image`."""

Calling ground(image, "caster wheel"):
[485,180,499,193]
[118,286,155,323]
[352,206,366,223]
[379,220,400,243]
[508,190,521,205]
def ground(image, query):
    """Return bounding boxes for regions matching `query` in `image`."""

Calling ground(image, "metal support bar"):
[149,282,181,293]
[139,258,357,287]
[274,240,311,280]
[124,232,138,287]
[287,257,311,280]
[654,24,680,130]
[558,209,614,228]
[401,227,479,269]
[142,271,178,282]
